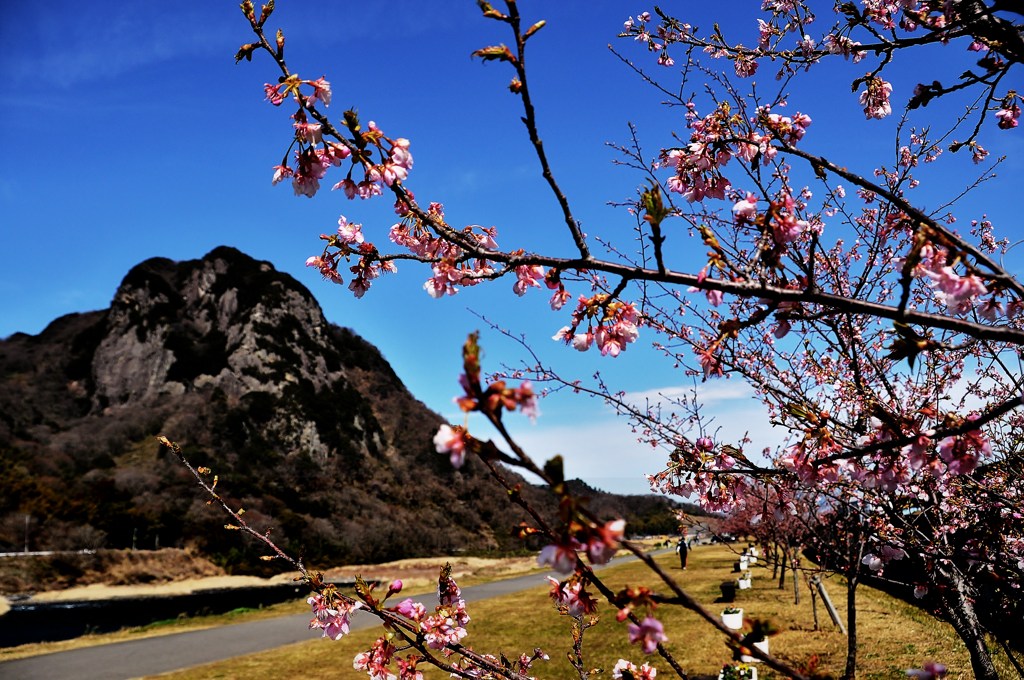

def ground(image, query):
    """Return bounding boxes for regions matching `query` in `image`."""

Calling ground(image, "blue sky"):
[2,2,1020,494]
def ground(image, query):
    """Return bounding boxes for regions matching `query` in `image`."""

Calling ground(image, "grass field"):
[143,544,1018,679]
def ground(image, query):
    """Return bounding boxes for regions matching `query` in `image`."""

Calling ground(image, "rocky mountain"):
[0,247,686,573]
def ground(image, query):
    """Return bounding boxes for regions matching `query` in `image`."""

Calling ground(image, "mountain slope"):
[0,247,689,574]
[0,248,541,570]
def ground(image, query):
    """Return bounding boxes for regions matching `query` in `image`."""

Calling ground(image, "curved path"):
[0,550,669,679]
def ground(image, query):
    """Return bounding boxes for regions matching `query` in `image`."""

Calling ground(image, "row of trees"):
[181,1,1024,678]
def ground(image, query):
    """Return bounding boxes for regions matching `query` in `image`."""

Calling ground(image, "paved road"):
[0,550,669,679]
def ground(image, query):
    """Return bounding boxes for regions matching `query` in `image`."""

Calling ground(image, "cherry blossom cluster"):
[995,96,1021,130]
[912,243,999,315]
[432,334,539,466]
[858,77,894,120]
[264,73,414,203]
[546,575,599,617]
[553,294,641,357]
[343,568,502,680]
[613,658,658,679]
[421,569,471,650]
[658,102,811,214]
[621,0,1020,137]
[456,375,539,421]
[610,585,670,655]
[307,587,361,640]
[660,102,739,203]
[648,436,749,513]
[622,11,691,68]
[860,544,908,573]
[538,518,627,574]
[352,637,410,680]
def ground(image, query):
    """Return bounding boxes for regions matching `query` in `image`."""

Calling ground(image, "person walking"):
[676,535,689,569]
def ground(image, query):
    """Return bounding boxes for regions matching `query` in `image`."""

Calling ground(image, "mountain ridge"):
[0,247,687,575]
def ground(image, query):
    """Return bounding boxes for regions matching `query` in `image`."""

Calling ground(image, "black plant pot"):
[720,581,737,602]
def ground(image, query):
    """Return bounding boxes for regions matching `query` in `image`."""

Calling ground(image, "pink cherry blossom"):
[698,349,723,379]
[357,180,383,199]
[546,577,597,616]
[333,178,358,199]
[433,424,468,468]
[308,593,361,640]
[824,34,865,61]
[538,541,580,573]
[995,102,1020,130]
[353,636,396,679]
[336,215,365,245]
[628,616,668,654]
[292,117,322,144]
[613,659,658,680]
[937,428,990,475]
[392,597,427,622]
[306,255,342,284]
[906,661,947,679]
[925,266,988,313]
[263,82,286,106]
[596,320,639,357]
[734,53,759,78]
[305,76,332,107]
[549,288,571,311]
[587,519,626,564]
[271,164,294,185]
[422,612,468,650]
[732,193,759,222]
[513,264,546,296]
[292,174,320,198]
[859,77,894,119]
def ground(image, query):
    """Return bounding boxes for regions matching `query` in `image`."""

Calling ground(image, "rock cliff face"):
[0,247,538,570]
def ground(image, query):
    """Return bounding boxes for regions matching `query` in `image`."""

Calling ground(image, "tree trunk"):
[810,579,820,631]
[843,569,858,680]
[936,562,999,680]
[792,554,800,605]
[778,548,788,589]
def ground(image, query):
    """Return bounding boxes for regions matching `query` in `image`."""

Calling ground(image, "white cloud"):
[497,396,789,496]
[435,375,792,496]
[622,379,758,408]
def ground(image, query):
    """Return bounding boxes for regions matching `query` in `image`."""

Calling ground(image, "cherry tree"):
[179,1,1024,678]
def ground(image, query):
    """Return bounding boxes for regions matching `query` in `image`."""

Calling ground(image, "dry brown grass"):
[150,544,1019,679]
[0,548,223,595]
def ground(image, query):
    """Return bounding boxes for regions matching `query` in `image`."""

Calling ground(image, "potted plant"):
[721,606,744,630]
[719,662,757,680]
[738,618,781,663]
[737,571,753,589]
[720,580,737,602]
